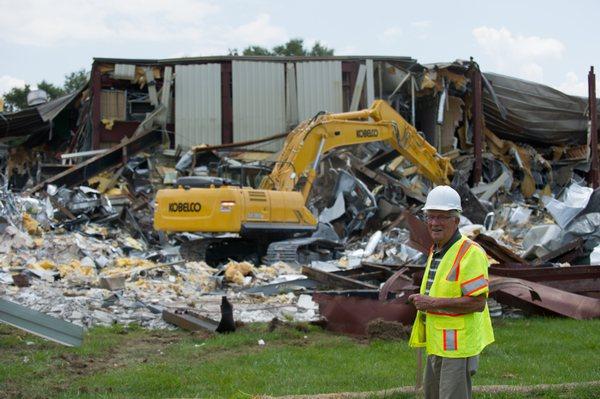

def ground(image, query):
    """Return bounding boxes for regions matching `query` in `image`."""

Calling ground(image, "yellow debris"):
[57,260,96,279]
[224,261,254,285]
[183,262,219,292]
[257,265,277,278]
[22,213,41,235]
[101,118,115,130]
[29,260,56,271]
[113,258,153,268]
[122,237,144,251]
[106,188,124,196]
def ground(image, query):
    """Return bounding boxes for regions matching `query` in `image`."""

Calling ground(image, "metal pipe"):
[312,136,326,169]
[437,78,447,125]
[387,72,411,102]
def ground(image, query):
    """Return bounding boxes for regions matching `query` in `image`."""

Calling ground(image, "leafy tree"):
[309,41,334,56]
[272,38,306,56]
[37,80,65,99]
[63,69,89,93]
[238,38,334,57]
[242,45,273,56]
[2,84,30,112]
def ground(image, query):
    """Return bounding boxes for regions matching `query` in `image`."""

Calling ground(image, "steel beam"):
[589,66,599,188]
[162,309,218,332]
[301,266,378,290]
[471,61,484,184]
[0,298,84,347]
[27,129,162,194]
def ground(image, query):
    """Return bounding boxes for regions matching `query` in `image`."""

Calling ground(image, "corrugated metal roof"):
[232,61,285,152]
[296,61,343,120]
[175,64,221,148]
[0,90,82,141]
[94,55,418,66]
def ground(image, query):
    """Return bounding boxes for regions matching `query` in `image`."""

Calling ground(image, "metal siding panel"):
[0,298,84,347]
[175,64,221,149]
[232,61,285,152]
[296,61,343,120]
[114,64,136,80]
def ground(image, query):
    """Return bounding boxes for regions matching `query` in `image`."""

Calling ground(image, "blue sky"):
[1,0,598,96]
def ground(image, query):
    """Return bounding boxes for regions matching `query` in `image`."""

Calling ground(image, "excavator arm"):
[260,100,453,200]
[154,100,452,236]
[153,100,454,265]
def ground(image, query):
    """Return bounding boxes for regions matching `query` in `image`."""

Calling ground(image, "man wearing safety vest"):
[408,185,494,399]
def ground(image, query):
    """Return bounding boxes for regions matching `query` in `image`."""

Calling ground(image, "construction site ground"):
[1,318,598,399]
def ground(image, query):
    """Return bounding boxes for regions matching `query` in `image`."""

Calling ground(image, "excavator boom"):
[153,100,453,264]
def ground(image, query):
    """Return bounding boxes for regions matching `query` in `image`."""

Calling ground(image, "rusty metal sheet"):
[312,291,417,336]
[490,276,600,320]
[403,210,432,255]
[378,267,417,300]
[490,265,600,281]
[490,265,600,298]
[301,266,378,290]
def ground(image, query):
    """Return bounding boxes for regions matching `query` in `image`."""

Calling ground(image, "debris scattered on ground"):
[1,59,599,343]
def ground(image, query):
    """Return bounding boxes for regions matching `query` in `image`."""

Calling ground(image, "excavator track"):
[263,237,344,265]
[179,238,263,266]
[179,236,343,266]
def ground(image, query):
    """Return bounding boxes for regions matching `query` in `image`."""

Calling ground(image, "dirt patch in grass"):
[366,319,410,341]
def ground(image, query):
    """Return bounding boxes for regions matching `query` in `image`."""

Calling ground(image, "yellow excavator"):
[154,100,453,264]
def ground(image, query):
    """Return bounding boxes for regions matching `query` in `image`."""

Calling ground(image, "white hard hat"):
[423,185,462,212]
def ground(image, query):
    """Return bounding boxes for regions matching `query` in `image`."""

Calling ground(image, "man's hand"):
[408,294,438,311]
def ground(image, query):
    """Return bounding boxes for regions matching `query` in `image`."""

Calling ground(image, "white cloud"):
[556,71,600,97]
[411,20,431,29]
[472,26,566,83]
[227,14,287,46]
[0,0,220,46]
[379,27,402,43]
[0,1,289,56]
[338,44,359,55]
[0,75,26,96]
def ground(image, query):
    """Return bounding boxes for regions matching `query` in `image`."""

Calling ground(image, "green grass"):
[0,318,599,398]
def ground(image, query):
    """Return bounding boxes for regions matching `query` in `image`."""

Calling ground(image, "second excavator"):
[153,100,454,265]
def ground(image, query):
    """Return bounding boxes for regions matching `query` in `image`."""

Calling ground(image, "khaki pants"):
[424,355,479,399]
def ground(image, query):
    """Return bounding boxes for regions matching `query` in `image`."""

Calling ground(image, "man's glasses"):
[424,214,454,222]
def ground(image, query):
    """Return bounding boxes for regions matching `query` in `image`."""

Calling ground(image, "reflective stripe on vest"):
[461,274,488,296]
[443,329,458,351]
[446,240,474,281]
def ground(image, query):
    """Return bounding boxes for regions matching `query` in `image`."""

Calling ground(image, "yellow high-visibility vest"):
[409,235,494,358]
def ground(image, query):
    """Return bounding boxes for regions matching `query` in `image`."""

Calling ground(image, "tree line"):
[229,38,333,57]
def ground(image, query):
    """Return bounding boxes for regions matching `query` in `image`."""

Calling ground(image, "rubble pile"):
[1,60,599,342]
[1,138,599,336]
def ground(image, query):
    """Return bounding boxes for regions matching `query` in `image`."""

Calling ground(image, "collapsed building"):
[0,55,599,345]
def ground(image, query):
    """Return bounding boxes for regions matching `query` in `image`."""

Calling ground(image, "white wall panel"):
[232,61,285,152]
[175,64,221,149]
[296,61,343,120]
